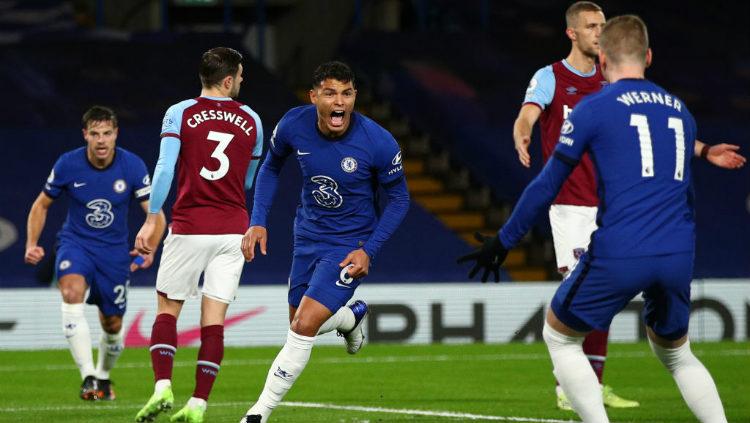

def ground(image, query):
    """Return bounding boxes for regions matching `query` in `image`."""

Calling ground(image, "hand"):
[25,245,45,265]
[135,221,156,255]
[242,226,267,262]
[515,135,532,168]
[339,248,370,279]
[706,144,746,169]
[129,249,154,272]
[456,232,508,283]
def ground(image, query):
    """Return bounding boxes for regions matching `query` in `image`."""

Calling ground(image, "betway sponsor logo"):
[124,306,267,347]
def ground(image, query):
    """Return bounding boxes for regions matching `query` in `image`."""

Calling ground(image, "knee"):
[543,321,583,351]
[649,336,693,373]
[102,316,123,334]
[290,317,318,337]
[60,286,85,304]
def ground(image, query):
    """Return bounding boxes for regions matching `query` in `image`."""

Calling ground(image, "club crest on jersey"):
[113,179,127,193]
[526,78,538,93]
[161,115,173,132]
[392,151,402,166]
[59,260,71,270]
[560,119,574,135]
[341,157,358,173]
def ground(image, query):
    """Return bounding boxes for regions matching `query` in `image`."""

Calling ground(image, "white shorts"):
[548,204,598,275]
[155,232,244,303]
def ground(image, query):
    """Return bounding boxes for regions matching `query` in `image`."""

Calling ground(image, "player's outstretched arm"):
[695,140,746,169]
[339,249,371,279]
[25,192,54,265]
[241,225,267,262]
[513,104,542,168]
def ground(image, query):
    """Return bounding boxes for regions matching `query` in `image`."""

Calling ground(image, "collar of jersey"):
[562,59,597,78]
[84,147,117,172]
[200,95,233,101]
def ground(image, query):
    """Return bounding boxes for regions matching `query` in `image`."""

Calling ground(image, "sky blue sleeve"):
[161,101,189,138]
[362,178,410,260]
[148,137,181,213]
[523,65,555,109]
[241,105,265,190]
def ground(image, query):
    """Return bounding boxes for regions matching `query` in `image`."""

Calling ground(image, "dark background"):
[0,0,747,288]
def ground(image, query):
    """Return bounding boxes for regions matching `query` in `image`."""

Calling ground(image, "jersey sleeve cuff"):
[522,102,544,111]
[553,151,579,167]
[42,188,60,199]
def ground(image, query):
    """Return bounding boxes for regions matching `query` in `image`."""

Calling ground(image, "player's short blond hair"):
[565,1,603,28]
[600,15,649,66]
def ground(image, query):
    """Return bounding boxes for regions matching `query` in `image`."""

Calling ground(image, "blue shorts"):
[288,238,362,313]
[550,251,693,340]
[56,241,131,316]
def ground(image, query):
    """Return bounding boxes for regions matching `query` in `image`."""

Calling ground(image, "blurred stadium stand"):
[0,0,747,289]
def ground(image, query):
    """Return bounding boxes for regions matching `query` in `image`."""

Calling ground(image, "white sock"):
[96,330,123,379]
[155,379,171,394]
[246,329,315,421]
[61,302,95,379]
[543,322,609,423]
[187,396,207,409]
[649,338,727,423]
[317,307,355,335]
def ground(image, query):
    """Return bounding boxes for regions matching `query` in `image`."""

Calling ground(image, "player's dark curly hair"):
[312,61,355,88]
[199,47,243,88]
[82,105,117,128]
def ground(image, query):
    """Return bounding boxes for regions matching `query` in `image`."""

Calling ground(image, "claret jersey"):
[523,59,607,206]
[161,97,263,234]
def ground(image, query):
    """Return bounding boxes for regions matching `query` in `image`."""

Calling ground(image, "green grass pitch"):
[0,342,747,422]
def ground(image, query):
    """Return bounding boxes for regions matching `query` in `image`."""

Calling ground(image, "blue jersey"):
[251,105,409,259]
[44,147,151,246]
[501,79,697,257]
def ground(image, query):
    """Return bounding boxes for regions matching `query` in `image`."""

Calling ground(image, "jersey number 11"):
[629,114,685,181]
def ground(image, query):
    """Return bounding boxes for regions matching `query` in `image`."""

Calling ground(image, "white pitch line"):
[0,400,580,422]
[0,349,746,372]
[282,401,580,422]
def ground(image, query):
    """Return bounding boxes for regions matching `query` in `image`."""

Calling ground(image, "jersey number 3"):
[200,130,235,181]
[629,114,685,181]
